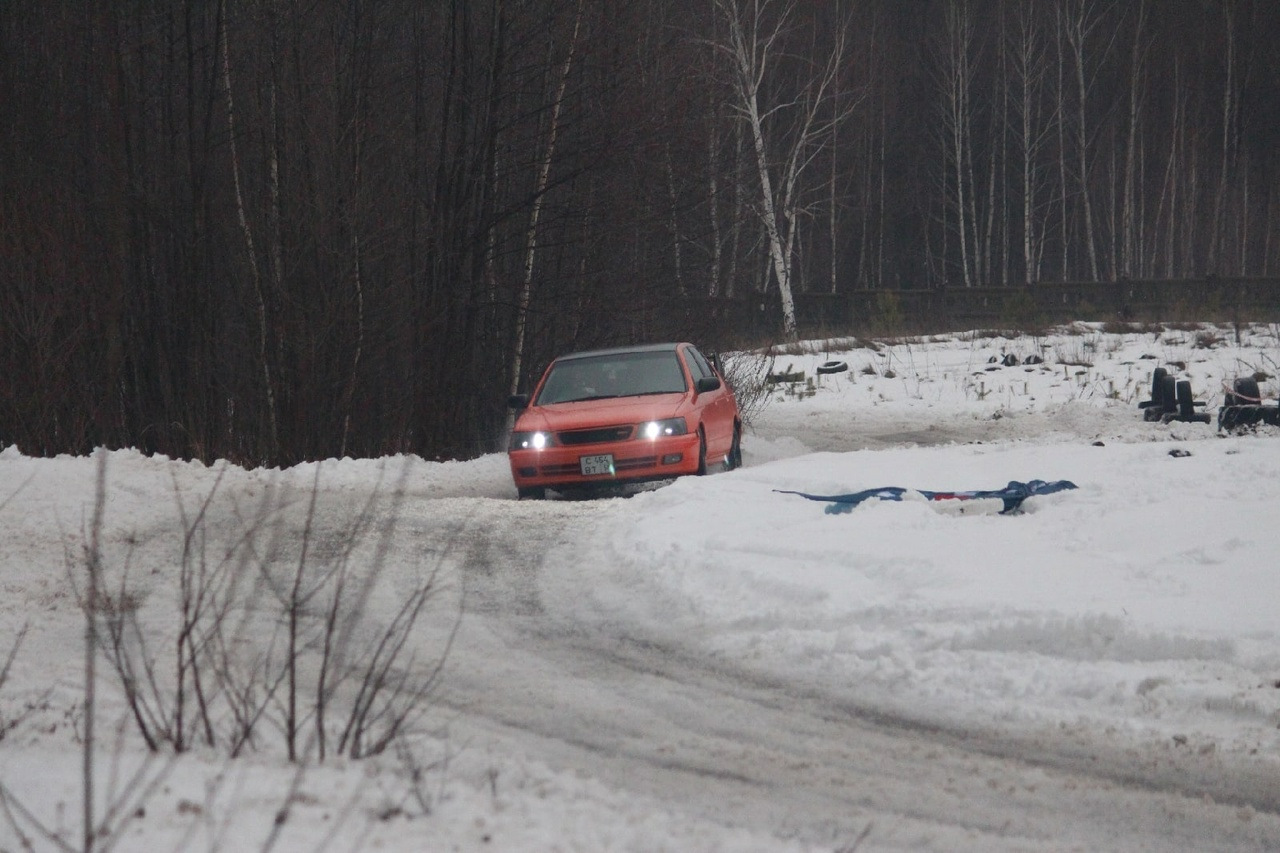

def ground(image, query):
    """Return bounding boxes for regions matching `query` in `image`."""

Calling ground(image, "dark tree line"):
[3,0,1278,465]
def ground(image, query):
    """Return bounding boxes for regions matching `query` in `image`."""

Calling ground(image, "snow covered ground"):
[2,322,1279,851]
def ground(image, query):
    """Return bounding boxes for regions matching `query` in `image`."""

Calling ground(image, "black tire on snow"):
[1159,374,1177,412]
[1150,367,1168,401]
[816,360,849,375]
[1234,377,1262,404]
[1175,380,1195,418]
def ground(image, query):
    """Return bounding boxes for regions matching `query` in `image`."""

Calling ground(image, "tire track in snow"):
[415,491,1280,851]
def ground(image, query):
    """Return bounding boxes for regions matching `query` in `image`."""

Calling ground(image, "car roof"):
[554,342,685,362]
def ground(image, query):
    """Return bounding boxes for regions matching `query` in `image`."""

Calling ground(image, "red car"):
[507,342,742,499]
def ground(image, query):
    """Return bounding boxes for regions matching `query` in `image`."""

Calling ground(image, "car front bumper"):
[508,432,702,491]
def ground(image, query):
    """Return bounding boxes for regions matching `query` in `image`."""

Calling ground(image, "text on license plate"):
[580,454,614,476]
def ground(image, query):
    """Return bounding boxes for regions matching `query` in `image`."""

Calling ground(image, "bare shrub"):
[969,328,1021,341]
[79,458,453,765]
[1193,330,1225,349]
[1054,338,1096,368]
[720,349,777,427]
[0,625,46,743]
[0,477,47,746]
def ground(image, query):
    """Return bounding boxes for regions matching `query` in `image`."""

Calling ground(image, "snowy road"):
[416,477,1280,851]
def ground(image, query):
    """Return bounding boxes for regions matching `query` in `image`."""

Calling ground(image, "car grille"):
[615,455,658,472]
[557,425,634,445]
[539,456,658,477]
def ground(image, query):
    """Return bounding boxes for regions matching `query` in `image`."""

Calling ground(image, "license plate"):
[580,454,614,476]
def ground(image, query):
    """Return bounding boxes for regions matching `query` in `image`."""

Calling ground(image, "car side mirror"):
[508,393,530,409]
[695,376,721,394]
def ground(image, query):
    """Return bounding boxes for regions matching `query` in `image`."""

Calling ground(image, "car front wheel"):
[724,423,742,471]
[695,429,707,475]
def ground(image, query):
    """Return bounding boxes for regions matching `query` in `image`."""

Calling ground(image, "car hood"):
[516,393,692,432]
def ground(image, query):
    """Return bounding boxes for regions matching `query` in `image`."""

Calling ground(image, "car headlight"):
[640,418,687,439]
[510,431,552,450]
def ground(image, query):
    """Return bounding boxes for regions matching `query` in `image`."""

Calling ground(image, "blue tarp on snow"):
[775,479,1078,515]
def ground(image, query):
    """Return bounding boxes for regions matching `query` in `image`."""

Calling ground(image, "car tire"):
[1159,374,1177,412]
[724,422,743,471]
[1150,367,1167,401]
[1175,380,1194,418]
[1234,376,1261,403]
[816,360,849,375]
[517,486,546,500]
[696,428,708,476]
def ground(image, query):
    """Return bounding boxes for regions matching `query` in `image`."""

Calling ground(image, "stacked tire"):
[1224,377,1261,408]
[1143,367,1172,421]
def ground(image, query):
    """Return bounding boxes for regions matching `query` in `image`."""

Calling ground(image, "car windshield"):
[535,350,687,405]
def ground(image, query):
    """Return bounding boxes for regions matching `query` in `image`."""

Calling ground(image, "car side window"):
[685,347,713,380]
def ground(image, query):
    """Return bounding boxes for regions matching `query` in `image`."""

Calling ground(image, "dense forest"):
[3,0,1278,465]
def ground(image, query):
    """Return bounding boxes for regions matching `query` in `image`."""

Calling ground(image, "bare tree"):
[1209,0,1239,274]
[937,0,980,288]
[220,0,279,460]
[1059,0,1119,282]
[710,0,851,338]
[825,0,857,295]
[1150,55,1185,278]
[1008,0,1053,284]
[1119,0,1149,279]
[508,0,586,412]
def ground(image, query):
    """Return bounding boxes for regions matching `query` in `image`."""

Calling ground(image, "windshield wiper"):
[560,394,620,403]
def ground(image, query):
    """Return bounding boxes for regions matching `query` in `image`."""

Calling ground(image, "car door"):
[683,345,734,456]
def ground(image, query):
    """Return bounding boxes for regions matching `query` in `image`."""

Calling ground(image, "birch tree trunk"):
[711,0,849,339]
[1151,58,1184,278]
[507,0,584,403]
[1120,0,1147,279]
[219,0,279,460]
[1055,10,1070,280]
[722,0,798,335]
[1011,1,1049,284]
[1209,1,1237,274]
[994,1,1009,288]
[940,0,976,287]
[1063,0,1104,281]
